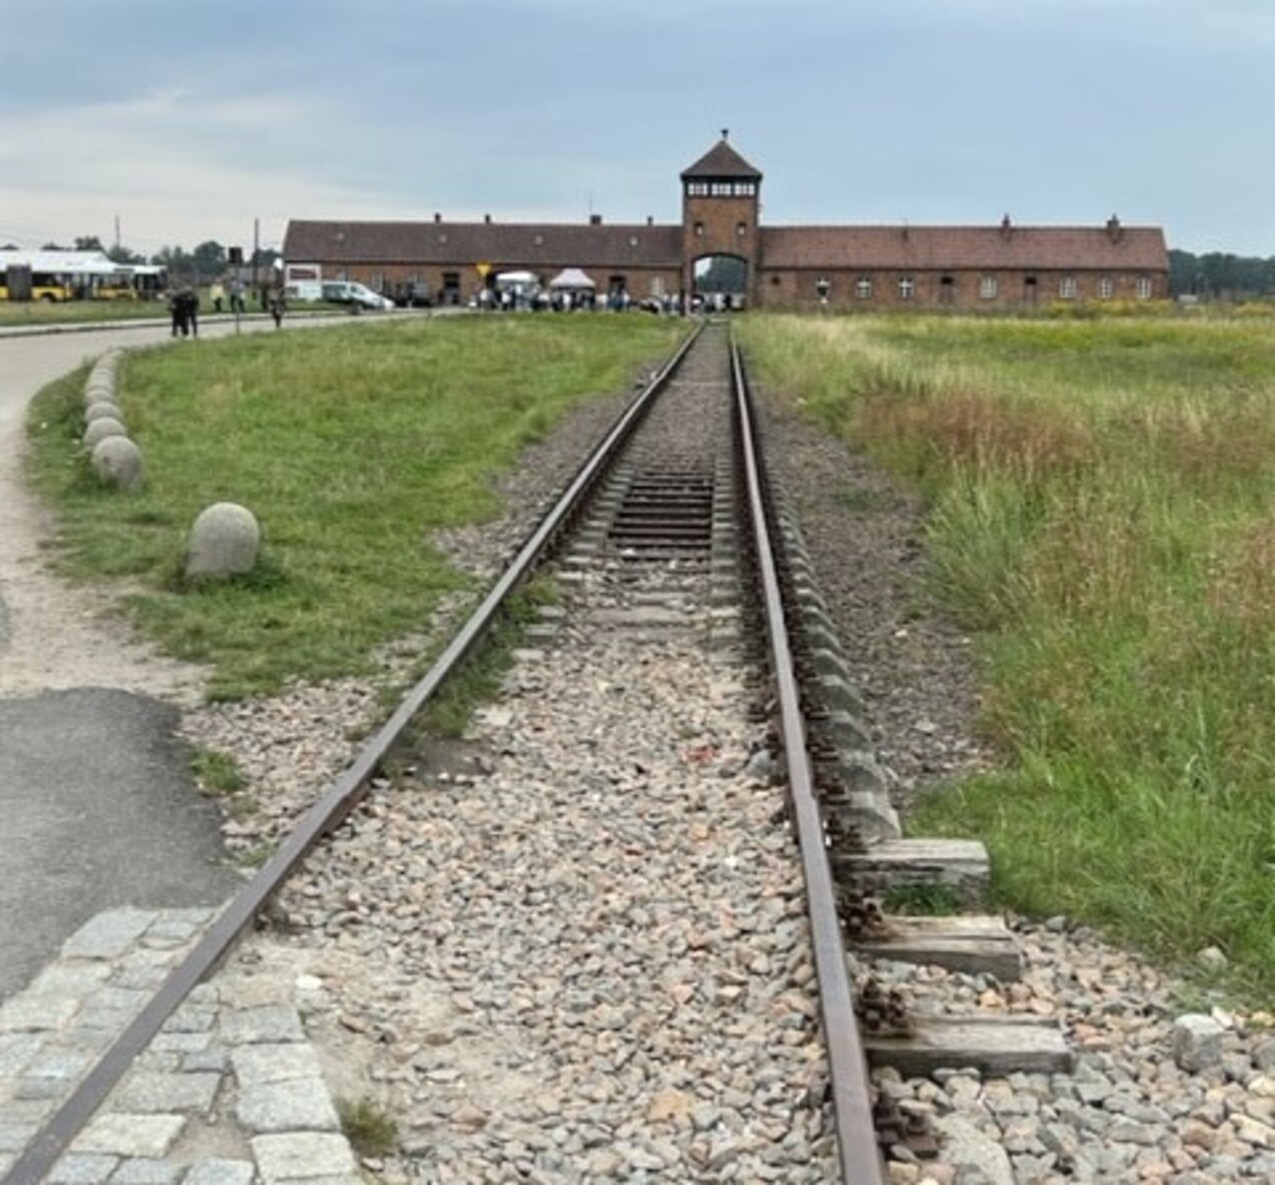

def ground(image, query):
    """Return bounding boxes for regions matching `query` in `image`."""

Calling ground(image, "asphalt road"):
[0,312,350,998]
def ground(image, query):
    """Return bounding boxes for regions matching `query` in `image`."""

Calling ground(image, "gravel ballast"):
[29,325,1274,1183]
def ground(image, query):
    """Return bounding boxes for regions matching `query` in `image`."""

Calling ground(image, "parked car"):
[320,281,395,311]
[391,281,432,309]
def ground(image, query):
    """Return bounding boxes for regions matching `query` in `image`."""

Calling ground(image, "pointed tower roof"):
[681,130,762,181]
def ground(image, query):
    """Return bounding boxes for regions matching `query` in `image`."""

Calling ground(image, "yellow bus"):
[0,263,73,301]
[0,251,167,302]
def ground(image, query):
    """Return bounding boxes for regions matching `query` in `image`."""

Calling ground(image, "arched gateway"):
[681,130,761,310]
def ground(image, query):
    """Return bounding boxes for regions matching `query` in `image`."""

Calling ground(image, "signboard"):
[476,262,491,278]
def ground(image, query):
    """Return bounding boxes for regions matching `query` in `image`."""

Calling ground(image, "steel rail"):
[4,321,704,1185]
[730,338,885,1184]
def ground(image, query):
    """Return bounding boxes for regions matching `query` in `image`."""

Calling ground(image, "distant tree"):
[191,240,227,282]
[107,245,147,264]
[152,245,198,284]
[41,241,70,251]
[694,254,747,293]
[1170,247,1275,299]
[74,235,105,252]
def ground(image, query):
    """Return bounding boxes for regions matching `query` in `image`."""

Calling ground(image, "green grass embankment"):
[739,311,1275,1000]
[28,315,684,699]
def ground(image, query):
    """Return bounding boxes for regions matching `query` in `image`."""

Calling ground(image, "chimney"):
[646,215,653,227]
[484,213,491,224]
[1106,214,1123,243]
[433,212,441,223]
[589,214,602,226]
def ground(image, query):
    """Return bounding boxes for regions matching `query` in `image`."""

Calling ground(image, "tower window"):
[736,222,747,238]
[694,221,704,237]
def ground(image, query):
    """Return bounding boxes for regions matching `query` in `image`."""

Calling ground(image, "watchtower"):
[680,131,762,307]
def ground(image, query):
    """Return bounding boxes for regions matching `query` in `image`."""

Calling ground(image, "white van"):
[321,280,395,311]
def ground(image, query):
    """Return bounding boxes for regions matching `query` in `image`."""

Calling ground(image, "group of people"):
[168,287,199,338]
[208,279,248,314]
[167,281,287,335]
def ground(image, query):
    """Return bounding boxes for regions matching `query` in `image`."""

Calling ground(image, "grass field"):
[27,315,684,699]
[738,311,1275,999]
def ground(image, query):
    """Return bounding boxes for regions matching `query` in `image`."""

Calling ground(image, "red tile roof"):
[760,224,1167,271]
[283,219,682,269]
[680,136,763,181]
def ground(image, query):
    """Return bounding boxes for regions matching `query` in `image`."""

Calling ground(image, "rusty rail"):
[730,339,886,1185]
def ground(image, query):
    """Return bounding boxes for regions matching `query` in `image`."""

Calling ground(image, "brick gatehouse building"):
[282,132,1169,311]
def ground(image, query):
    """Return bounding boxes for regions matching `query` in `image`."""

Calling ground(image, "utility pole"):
[252,219,260,295]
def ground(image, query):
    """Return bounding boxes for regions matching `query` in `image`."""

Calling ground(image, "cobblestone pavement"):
[0,908,361,1185]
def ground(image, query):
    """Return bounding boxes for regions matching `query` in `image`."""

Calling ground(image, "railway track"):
[5,319,929,1182]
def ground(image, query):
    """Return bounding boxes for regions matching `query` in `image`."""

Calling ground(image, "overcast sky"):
[2,0,1271,258]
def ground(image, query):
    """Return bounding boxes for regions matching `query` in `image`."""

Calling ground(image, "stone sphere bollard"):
[186,503,261,579]
[90,436,143,490]
[85,401,122,424]
[83,382,116,408]
[83,417,127,449]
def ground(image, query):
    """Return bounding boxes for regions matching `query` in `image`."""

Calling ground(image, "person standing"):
[268,288,286,328]
[184,288,200,338]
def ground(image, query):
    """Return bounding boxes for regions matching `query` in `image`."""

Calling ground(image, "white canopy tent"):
[547,268,596,290]
[494,270,538,289]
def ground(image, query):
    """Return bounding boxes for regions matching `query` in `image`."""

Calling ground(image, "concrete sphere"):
[186,503,260,579]
[90,435,143,490]
[83,381,115,407]
[83,417,127,449]
[84,401,122,424]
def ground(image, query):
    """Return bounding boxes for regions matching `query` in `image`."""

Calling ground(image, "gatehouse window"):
[1135,276,1152,299]
[736,222,747,238]
[687,181,709,196]
[898,276,915,300]
[980,275,998,300]
[856,276,872,300]
[1059,275,1077,299]
[694,221,704,237]
[1098,276,1114,299]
